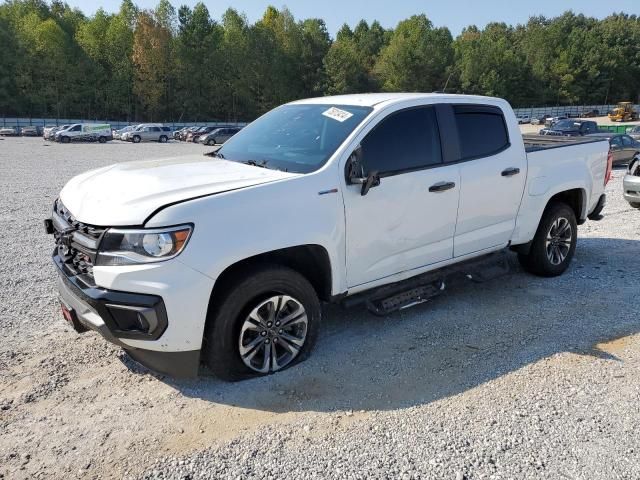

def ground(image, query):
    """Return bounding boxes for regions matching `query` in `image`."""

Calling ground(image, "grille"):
[53,200,105,280]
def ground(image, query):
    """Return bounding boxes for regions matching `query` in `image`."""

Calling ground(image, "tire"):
[203,265,321,381]
[98,136,106,144]
[61,136,70,144]
[159,135,167,143]
[206,139,213,146]
[630,203,640,209]
[132,135,141,143]
[518,202,578,277]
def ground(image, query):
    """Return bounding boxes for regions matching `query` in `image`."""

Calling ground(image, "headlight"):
[95,225,193,266]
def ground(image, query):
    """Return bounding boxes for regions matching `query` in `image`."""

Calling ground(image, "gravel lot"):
[1,136,639,479]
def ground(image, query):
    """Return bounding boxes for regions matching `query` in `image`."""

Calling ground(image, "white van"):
[55,124,112,143]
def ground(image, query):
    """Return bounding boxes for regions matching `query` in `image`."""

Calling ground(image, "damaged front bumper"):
[53,252,201,377]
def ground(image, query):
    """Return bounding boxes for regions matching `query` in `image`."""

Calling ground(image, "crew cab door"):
[343,105,460,288]
[448,104,527,257]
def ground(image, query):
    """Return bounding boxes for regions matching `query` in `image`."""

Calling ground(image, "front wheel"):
[203,266,321,381]
[518,202,577,277]
[132,135,141,143]
[159,135,167,143]
[61,136,70,144]
[98,136,106,143]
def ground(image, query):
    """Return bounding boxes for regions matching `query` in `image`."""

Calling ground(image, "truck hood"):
[59,154,299,226]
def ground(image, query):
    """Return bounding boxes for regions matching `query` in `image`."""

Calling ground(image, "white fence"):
[0,117,247,130]
[512,104,640,118]
[3,104,640,129]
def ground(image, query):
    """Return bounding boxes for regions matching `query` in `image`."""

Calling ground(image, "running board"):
[342,250,517,316]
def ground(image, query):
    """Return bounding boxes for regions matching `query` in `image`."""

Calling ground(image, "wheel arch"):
[547,187,586,224]
[205,244,333,328]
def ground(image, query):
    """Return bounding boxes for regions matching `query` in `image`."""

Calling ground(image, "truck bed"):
[523,134,608,153]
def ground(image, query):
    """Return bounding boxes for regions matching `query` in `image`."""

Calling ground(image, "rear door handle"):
[501,167,520,177]
[429,181,456,193]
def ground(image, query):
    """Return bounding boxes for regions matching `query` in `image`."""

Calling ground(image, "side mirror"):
[345,146,380,196]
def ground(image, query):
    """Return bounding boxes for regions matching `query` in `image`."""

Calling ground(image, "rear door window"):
[583,122,597,134]
[360,106,442,175]
[453,105,510,160]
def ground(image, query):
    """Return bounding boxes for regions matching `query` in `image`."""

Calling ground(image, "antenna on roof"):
[442,73,452,93]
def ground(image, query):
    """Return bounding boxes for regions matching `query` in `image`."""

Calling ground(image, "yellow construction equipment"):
[608,102,638,122]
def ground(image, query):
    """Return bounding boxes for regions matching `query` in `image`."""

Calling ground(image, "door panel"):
[343,105,461,287]
[452,106,527,257]
[344,165,460,287]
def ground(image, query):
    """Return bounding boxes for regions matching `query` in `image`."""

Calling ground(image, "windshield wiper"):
[244,159,269,169]
[204,148,225,159]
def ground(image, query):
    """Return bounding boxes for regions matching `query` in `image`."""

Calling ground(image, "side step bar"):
[342,250,517,316]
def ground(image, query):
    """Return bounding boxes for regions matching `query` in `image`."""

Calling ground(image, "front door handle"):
[501,167,521,177]
[429,181,456,193]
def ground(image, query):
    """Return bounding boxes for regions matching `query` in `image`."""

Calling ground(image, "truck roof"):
[290,92,504,108]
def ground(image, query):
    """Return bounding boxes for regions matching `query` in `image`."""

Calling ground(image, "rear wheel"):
[203,265,321,381]
[518,202,577,277]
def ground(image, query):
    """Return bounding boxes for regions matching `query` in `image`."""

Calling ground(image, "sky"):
[66,0,639,37]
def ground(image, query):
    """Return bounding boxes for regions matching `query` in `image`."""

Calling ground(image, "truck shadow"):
[150,236,640,414]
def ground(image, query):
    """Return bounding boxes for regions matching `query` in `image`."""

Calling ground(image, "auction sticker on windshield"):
[322,107,354,122]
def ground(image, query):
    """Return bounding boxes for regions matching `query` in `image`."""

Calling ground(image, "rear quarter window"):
[453,106,510,160]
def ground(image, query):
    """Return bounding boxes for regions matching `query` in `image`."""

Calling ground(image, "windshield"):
[552,120,580,131]
[218,104,373,173]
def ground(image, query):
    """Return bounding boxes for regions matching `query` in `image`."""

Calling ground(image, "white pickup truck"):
[46,93,611,380]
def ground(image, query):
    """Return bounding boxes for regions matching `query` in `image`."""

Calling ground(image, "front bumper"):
[53,253,201,377]
[623,174,640,206]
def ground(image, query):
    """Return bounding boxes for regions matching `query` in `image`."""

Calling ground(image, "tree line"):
[1,0,639,122]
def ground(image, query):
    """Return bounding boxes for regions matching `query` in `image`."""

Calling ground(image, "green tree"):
[324,21,386,94]
[132,9,172,120]
[0,16,19,114]
[454,23,535,105]
[174,2,218,120]
[375,15,453,92]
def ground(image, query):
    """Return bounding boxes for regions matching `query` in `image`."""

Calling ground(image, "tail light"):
[605,149,613,185]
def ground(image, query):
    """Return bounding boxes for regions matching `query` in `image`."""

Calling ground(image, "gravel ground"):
[1,136,639,480]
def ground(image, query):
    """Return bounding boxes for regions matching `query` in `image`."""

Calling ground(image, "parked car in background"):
[625,125,640,140]
[587,133,640,165]
[178,126,201,141]
[539,119,599,137]
[186,126,214,143]
[44,125,70,140]
[199,127,242,146]
[55,124,112,143]
[21,126,41,136]
[173,127,189,140]
[531,114,551,125]
[125,124,171,143]
[46,93,610,379]
[0,126,20,136]
[623,157,640,208]
[545,115,568,128]
[113,125,136,140]
[581,109,600,118]
[516,115,531,125]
